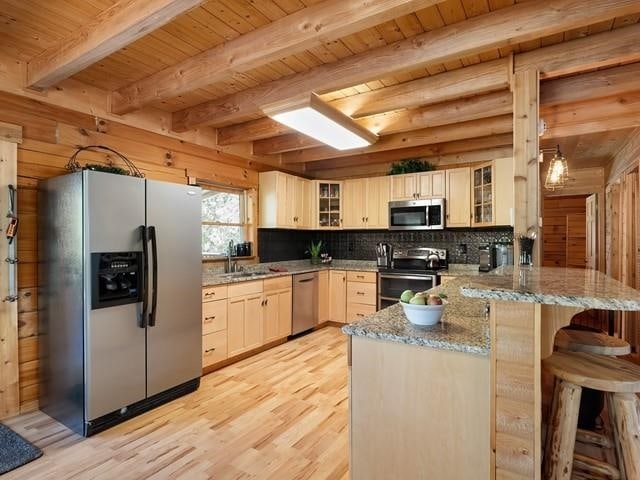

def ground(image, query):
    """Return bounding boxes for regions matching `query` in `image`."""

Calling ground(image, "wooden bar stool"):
[543,351,640,480]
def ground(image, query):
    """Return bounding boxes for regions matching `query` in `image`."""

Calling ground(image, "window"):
[202,187,246,256]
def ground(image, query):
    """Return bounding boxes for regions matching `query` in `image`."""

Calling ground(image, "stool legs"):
[609,393,640,480]
[544,380,583,480]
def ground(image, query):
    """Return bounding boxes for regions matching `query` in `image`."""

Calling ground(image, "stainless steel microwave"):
[388,199,445,230]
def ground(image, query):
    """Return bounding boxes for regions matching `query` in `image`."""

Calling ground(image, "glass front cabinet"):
[472,162,494,227]
[314,181,342,229]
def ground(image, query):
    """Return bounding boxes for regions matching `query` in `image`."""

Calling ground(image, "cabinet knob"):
[204,315,216,322]
[204,292,215,297]
[205,347,216,353]
[356,291,365,295]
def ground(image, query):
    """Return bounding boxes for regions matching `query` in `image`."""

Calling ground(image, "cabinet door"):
[227,296,246,357]
[316,181,343,229]
[343,179,366,229]
[471,162,495,227]
[227,294,263,357]
[446,168,471,228]
[244,294,263,351]
[329,270,347,323]
[318,270,329,323]
[431,171,446,197]
[390,174,416,201]
[263,290,280,343]
[365,176,390,229]
[493,157,514,226]
[284,174,297,228]
[275,172,288,228]
[276,289,292,338]
[297,179,312,229]
[416,172,432,198]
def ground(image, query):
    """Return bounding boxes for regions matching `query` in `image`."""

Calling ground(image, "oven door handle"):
[379,274,437,281]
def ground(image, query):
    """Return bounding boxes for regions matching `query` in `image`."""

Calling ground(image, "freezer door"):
[146,180,202,396]
[84,171,147,420]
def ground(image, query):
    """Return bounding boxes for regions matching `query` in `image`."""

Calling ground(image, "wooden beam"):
[310,147,513,179]
[111,0,445,114]
[282,114,513,164]
[516,23,640,80]
[0,122,23,144]
[305,134,513,171]
[27,0,204,89]
[218,118,291,146]
[540,62,640,106]
[253,90,513,154]
[172,0,640,131]
[542,92,640,138]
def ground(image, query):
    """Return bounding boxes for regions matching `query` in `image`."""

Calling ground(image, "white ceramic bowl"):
[400,301,445,326]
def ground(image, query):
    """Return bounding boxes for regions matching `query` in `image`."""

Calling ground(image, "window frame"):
[201,184,254,259]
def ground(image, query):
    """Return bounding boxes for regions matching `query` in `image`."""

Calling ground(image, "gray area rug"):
[0,423,42,475]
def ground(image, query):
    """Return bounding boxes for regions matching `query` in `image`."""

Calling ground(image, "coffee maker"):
[376,243,393,268]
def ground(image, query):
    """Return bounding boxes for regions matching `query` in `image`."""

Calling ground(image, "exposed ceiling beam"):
[253,90,513,154]
[310,146,513,179]
[282,114,513,164]
[540,62,640,106]
[218,60,511,146]
[172,0,640,131]
[110,0,445,115]
[304,133,513,171]
[542,92,640,138]
[27,0,204,89]
[515,23,640,79]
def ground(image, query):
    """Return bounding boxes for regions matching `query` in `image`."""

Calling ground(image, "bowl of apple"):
[399,290,447,326]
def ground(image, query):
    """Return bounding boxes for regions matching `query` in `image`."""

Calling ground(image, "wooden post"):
[610,393,640,479]
[0,123,21,419]
[513,69,540,264]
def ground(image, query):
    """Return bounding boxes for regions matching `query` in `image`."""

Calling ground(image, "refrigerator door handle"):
[139,225,149,328]
[148,225,159,327]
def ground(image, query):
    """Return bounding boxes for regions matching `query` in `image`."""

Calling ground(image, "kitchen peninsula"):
[344,266,640,479]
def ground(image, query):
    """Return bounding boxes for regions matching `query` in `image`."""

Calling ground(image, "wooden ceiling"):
[2,0,640,178]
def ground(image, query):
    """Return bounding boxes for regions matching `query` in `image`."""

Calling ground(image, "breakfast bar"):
[343,266,640,479]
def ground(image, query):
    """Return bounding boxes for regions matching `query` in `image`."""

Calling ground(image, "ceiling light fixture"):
[262,93,378,150]
[542,144,569,191]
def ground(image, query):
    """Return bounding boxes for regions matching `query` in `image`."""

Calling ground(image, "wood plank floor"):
[3,327,349,480]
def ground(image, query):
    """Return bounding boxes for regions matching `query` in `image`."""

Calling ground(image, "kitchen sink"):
[218,270,269,278]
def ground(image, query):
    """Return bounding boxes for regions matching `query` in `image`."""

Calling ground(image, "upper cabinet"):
[493,157,514,227]
[390,171,446,201]
[259,171,311,229]
[343,177,390,230]
[471,162,494,227]
[446,167,471,228]
[314,181,343,229]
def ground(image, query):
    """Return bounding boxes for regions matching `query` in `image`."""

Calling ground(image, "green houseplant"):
[306,240,323,265]
[388,158,435,175]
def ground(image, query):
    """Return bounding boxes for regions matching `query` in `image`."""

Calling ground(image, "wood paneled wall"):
[0,92,260,413]
[542,195,588,268]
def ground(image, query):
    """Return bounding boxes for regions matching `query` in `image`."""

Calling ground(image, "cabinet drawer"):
[227,280,263,298]
[347,303,377,322]
[346,281,377,306]
[202,299,227,335]
[202,330,227,367]
[202,285,228,302]
[264,275,292,292]
[347,271,376,284]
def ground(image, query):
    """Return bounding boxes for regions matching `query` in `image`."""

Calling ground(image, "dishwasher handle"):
[297,278,314,283]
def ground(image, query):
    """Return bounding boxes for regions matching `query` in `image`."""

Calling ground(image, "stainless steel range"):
[377,247,448,309]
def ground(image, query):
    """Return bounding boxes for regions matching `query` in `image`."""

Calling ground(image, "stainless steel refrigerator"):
[39,170,202,436]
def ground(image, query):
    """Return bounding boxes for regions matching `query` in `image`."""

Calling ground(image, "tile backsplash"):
[258,227,514,264]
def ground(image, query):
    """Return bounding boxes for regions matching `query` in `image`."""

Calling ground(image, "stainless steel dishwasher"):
[292,272,318,335]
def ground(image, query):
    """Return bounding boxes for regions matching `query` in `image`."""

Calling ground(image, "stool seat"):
[555,329,631,356]
[543,351,640,393]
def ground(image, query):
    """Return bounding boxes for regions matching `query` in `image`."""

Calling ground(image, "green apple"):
[400,290,415,303]
[409,295,426,305]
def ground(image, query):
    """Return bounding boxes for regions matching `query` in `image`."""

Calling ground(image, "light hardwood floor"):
[4,327,349,480]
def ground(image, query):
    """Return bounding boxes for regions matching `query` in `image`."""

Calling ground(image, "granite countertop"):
[439,264,482,276]
[343,278,490,356]
[202,259,377,286]
[461,266,640,311]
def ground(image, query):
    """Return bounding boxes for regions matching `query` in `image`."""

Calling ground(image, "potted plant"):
[306,240,323,265]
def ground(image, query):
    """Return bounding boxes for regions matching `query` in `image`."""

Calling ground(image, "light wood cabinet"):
[202,330,227,367]
[343,178,367,229]
[471,162,495,227]
[390,171,446,201]
[446,167,471,228]
[202,286,229,369]
[259,171,311,229]
[346,271,377,323]
[314,181,343,229]
[318,270,330,323]
[493,157,514,226]
[228,292,263,357]
[329,270,347,323]
[263,276,292,343]
[343,177,390,229]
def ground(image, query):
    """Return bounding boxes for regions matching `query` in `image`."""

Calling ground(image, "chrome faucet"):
[225,240,235,273]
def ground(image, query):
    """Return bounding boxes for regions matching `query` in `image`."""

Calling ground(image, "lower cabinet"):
[202,285,229,369]
[263,276,292,343]
[228,292,264,357]
[318,270,330,323]
[329,270,347,323]
[346,271,377,322]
